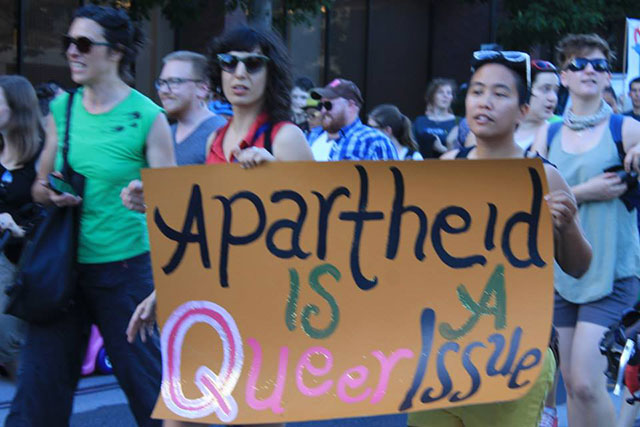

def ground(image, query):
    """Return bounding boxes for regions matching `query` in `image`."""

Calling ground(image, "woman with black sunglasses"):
[125,25,311,427]
[6,5,175,427]
[532,34,640,427]
[0,75,43,381]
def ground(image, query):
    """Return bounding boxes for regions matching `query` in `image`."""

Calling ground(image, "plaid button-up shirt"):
[329,118,399,161]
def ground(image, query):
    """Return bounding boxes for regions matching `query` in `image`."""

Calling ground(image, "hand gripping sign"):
[143,160,554,424]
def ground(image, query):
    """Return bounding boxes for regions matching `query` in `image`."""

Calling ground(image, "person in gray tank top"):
[532,34,640,427]
[156,51,227,165]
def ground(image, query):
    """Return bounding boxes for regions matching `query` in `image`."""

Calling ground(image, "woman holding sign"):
[125,26,312,427]
[531,34,640,427]
[408,52,592,427]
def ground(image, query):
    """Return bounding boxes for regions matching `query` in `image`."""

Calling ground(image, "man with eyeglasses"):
[156,51,227,165]
[310,78,398,161]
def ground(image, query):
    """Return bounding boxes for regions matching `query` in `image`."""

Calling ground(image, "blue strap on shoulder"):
[609,114,625,160]
[546,121,563,151]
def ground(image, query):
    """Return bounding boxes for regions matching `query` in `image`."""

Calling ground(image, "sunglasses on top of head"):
[566,58,610,73]
[471,50,531,87]
[217,53,270,74]
[531,59,557,73]
[62,35,112,54]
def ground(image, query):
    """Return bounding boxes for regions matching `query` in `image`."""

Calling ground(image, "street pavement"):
[0,373,631,426]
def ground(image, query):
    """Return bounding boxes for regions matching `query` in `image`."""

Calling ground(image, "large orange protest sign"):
[142,159,554,424]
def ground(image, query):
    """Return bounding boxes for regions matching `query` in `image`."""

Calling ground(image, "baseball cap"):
[310,78,364,106]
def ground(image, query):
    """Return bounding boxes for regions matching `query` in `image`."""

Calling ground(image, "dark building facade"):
[1,0,496,119]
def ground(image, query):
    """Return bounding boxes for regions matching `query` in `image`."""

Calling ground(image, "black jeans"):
[6,252,162,427]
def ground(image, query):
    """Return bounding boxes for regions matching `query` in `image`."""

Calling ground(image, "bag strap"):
[546,121,563,151]
[61,91,75,179]
[609,114,625,161]
[251,122,274,154]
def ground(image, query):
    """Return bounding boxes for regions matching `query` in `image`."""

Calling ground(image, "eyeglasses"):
[154,78,203,92]
[0,170,13,200]
[62,35,111,54]
[566,58,610,73]
[471,50,531,87]
[318,101,333,111]
[217,53,270,74]
[532,59,557,73]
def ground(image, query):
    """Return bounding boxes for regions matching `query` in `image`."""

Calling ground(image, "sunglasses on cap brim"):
[471,50,531,87]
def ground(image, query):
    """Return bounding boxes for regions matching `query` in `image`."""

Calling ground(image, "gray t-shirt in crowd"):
[171,115,227,165]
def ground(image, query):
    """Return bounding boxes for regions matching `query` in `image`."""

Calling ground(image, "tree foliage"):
[91,0,333,29]
[463,0,640,62]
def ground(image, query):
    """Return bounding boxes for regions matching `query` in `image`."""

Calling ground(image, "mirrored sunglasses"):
[566,58,610,73]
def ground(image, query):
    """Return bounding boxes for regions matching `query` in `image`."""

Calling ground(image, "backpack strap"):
[546,121,563,151]
[609,114,625,161]
[455,146,475,159]
[251,122,274,154]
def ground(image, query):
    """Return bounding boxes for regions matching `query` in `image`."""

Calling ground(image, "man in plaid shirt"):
[311,78,398,161]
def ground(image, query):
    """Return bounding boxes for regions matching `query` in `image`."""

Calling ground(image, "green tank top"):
[50,88,162,263]
[548,118,640,303]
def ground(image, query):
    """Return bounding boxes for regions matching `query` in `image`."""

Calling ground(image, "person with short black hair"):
[625,76,640,121]
[409,49,591,427]
[291,76,314,132]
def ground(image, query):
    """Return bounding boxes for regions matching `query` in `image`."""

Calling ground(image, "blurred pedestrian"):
[368,104,423,160]
[0,75,44,381]
[413,78,458,157]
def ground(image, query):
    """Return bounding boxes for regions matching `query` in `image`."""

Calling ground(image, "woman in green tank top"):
[532,34,640,427]
[6,5,175,427]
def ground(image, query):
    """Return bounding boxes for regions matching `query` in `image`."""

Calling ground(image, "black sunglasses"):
[566,58,610,73]
[63,35,111,54]
[318,100,333,111]
[217,53,270,74]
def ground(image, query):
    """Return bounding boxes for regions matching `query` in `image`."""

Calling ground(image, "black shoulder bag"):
[4,91,85,324]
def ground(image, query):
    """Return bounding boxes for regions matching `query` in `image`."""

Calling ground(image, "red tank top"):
[206,112,290,164]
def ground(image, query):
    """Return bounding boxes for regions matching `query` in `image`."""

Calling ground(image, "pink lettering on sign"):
[160,301,244,422]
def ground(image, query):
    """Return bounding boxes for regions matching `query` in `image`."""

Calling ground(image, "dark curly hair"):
[73,5,145,83]
[207,26,293,123]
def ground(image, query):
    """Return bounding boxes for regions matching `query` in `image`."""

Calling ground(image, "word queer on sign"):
[142,160,554,424]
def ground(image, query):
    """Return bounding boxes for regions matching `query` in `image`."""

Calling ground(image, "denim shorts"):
[553,277,640,328]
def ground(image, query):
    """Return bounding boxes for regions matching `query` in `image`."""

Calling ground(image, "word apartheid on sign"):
[142,159,554,424]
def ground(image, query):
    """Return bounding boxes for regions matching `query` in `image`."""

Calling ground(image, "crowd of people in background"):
[0,4,639,427]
